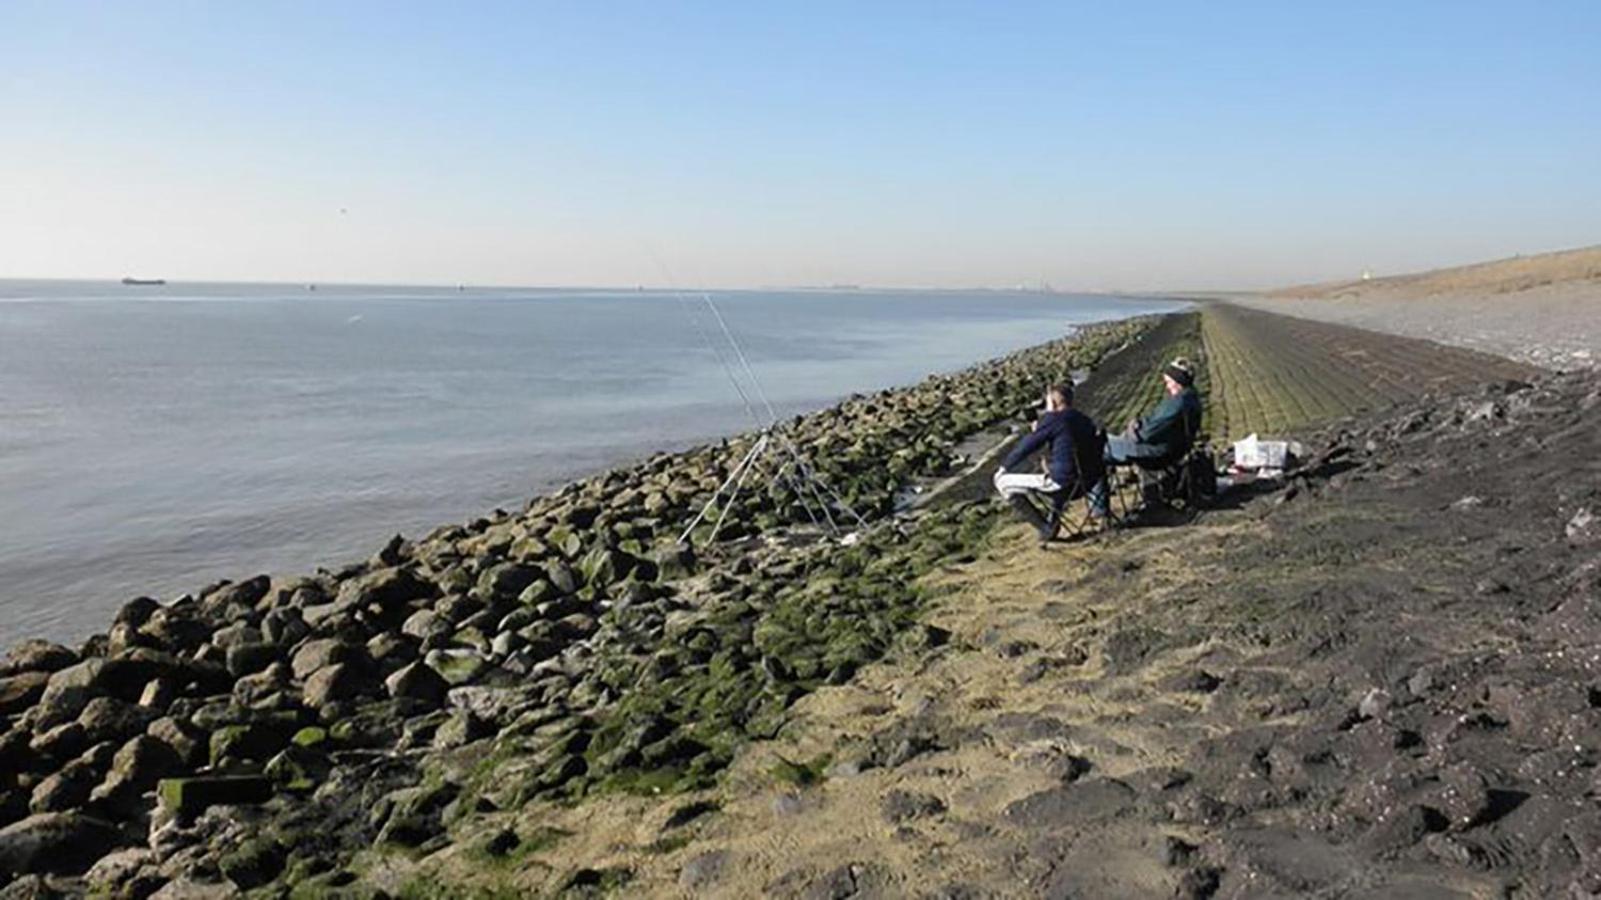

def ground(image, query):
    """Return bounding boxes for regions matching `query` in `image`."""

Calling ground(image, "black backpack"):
[1187,448,1218,499]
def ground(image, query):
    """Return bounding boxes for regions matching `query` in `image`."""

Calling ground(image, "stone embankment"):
[0,318,1156,896]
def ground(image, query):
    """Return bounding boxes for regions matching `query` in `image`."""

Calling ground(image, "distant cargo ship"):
[121,277,166,286]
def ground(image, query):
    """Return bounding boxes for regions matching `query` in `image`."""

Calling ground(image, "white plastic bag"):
[1233,433,1288,470]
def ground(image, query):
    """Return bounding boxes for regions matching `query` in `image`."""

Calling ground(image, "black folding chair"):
[1120,438,1216,515]
[1106,406,1213,520]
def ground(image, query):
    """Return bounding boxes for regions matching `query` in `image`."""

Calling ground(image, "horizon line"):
[0,274,1230,297]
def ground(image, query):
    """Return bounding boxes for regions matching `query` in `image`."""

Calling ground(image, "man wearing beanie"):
[1106,357,1203,465]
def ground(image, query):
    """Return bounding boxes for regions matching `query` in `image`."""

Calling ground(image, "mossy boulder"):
[333,566,436,614]
[209,718,299,768]
[218,835,286,889]
[157,775,273,816]
[373,781,460,847]
[545,526,583,559]
[88,735,182,813]
[423,649,489,686]
[517,579,559,606]
[474,563,542,601]
[326,704,407,748]
[264,745,328,792]
[546,562,580,595]
[384,661,450,705]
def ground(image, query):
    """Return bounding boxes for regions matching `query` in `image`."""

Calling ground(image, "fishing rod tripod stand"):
[676,426,865,548]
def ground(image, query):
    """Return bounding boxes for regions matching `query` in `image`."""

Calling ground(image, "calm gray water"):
[0,280,1182,646]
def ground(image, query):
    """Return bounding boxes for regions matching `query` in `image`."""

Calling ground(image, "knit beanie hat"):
[1164,357,1195,387]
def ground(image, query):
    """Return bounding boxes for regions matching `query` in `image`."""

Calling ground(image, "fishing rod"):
[652,259,838,540]
[696,291,867,533]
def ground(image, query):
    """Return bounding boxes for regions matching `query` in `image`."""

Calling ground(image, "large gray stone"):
[29,722,88,762]
[366,632,417,674]
[90,735,183,813]
[0,672,48,716]
[289,639,363,681]
[138,678,177,711]
[232,661,291,707]
[579,547,637,587]
[475,563,542,601]
[35,662,105,728]
[431,709,492,749]
[261,608,309,646]
[0,812,123,876]
[147,717,208,769]
[302,663,372,709]
[546,562,580,595]
[401,609,451,641]
[0,640,77,677]
[29,761,100,814]
[84,847,158,896]
[447,686,531,724]
[199,575,271,618]
[209,623,262,651]
[225,642,280,678]
[334,566,435,613]
[138,608,212,653]
[77,697,157,746]
[655,545,697,581]
[384,662,449,705]
[113,597,162,629]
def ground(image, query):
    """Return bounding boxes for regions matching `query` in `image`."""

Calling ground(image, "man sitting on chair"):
[1106,357,1203,466]
[993,383,1104,545]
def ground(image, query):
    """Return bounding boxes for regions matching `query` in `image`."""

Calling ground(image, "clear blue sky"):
[2,1,1598,289]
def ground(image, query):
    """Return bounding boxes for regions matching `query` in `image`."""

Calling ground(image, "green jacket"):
[1137,387,1203,450]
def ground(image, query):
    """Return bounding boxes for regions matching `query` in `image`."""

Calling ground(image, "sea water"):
[0,281,1183,645]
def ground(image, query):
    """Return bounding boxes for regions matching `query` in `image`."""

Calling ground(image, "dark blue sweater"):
[1001,408,1102,487]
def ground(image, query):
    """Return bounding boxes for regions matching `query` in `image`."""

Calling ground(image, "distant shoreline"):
[0,276,1176,298]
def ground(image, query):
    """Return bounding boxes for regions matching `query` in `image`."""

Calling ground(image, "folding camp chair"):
[1122,443,1216,516]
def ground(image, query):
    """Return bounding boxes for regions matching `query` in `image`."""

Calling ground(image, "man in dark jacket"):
[1107,357,1203,465]
[994,383,1105,544]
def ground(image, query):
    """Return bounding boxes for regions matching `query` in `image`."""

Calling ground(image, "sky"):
[1,2,1598,290]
